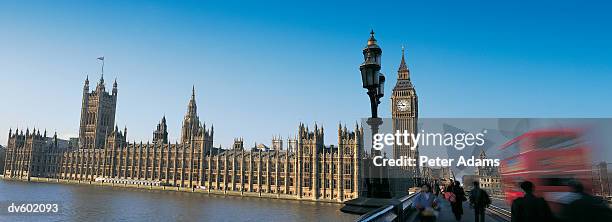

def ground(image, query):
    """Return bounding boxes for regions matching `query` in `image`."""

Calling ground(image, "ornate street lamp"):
[360,30,385,119]
[359,30,391,198]
[341,31,392,213]
[360,30,386,157]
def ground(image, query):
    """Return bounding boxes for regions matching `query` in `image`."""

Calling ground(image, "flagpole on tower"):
[97,56,105,77]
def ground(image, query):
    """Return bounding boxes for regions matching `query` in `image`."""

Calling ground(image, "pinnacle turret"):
[84,75,90,92]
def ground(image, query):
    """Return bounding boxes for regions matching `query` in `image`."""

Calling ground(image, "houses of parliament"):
[2,31,420,202]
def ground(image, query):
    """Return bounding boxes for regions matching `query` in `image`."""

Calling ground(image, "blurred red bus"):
[499,129,592,212]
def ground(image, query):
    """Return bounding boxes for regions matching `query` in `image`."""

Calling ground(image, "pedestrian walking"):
[444,181,455,202]
[469,181,490,222]
[448,181,466,221]
[510,181,554,222]
[560,181,612,222]
[413,184,441,222]
[434,181,442,197]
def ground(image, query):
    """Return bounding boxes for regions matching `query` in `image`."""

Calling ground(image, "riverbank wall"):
[0,175,345,204]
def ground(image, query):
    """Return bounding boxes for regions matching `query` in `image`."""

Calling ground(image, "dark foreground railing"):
[355,193,419,222]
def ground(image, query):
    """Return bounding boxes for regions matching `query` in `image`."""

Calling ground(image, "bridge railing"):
[356,194,512,222]
[355,193,419,222]
[486,205,511,222]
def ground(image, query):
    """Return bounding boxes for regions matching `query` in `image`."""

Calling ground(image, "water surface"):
[0,179,358,222]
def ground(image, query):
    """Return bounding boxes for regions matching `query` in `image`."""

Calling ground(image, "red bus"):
[499,129,592,212]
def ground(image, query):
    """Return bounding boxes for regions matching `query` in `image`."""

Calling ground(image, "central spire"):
[181,86,201,144]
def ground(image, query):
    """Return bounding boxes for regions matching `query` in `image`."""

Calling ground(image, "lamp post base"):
[363,117,392,199]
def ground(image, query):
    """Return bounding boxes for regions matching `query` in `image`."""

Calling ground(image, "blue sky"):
[1,0,611,148]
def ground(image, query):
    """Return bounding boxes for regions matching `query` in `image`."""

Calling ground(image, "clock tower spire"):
[398,46,410,80]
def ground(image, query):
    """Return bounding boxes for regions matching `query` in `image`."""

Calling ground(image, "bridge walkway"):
[410,198,502,222]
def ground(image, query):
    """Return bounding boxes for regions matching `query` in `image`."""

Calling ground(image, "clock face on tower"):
[396,99,410,112]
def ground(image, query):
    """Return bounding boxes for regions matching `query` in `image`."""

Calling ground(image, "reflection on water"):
[0,180,358,222]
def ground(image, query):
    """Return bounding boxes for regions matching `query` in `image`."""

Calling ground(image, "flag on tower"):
[97,56,105,75]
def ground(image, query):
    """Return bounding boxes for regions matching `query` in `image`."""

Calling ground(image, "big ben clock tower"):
[391,47,419,176]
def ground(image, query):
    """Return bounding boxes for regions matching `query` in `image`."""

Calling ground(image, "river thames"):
[0,179,358,222]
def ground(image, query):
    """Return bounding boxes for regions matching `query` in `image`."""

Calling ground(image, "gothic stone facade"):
[79,76,117,149]
[3,129,66,179]
[476,149,502,195]
[3,78,363,202]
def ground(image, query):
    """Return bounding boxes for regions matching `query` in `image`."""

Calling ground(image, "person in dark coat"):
[434,181,442,197]
[511,181,554,222]
[560,181,612,222]
[450,181,467,221]
[469,181,490,222]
